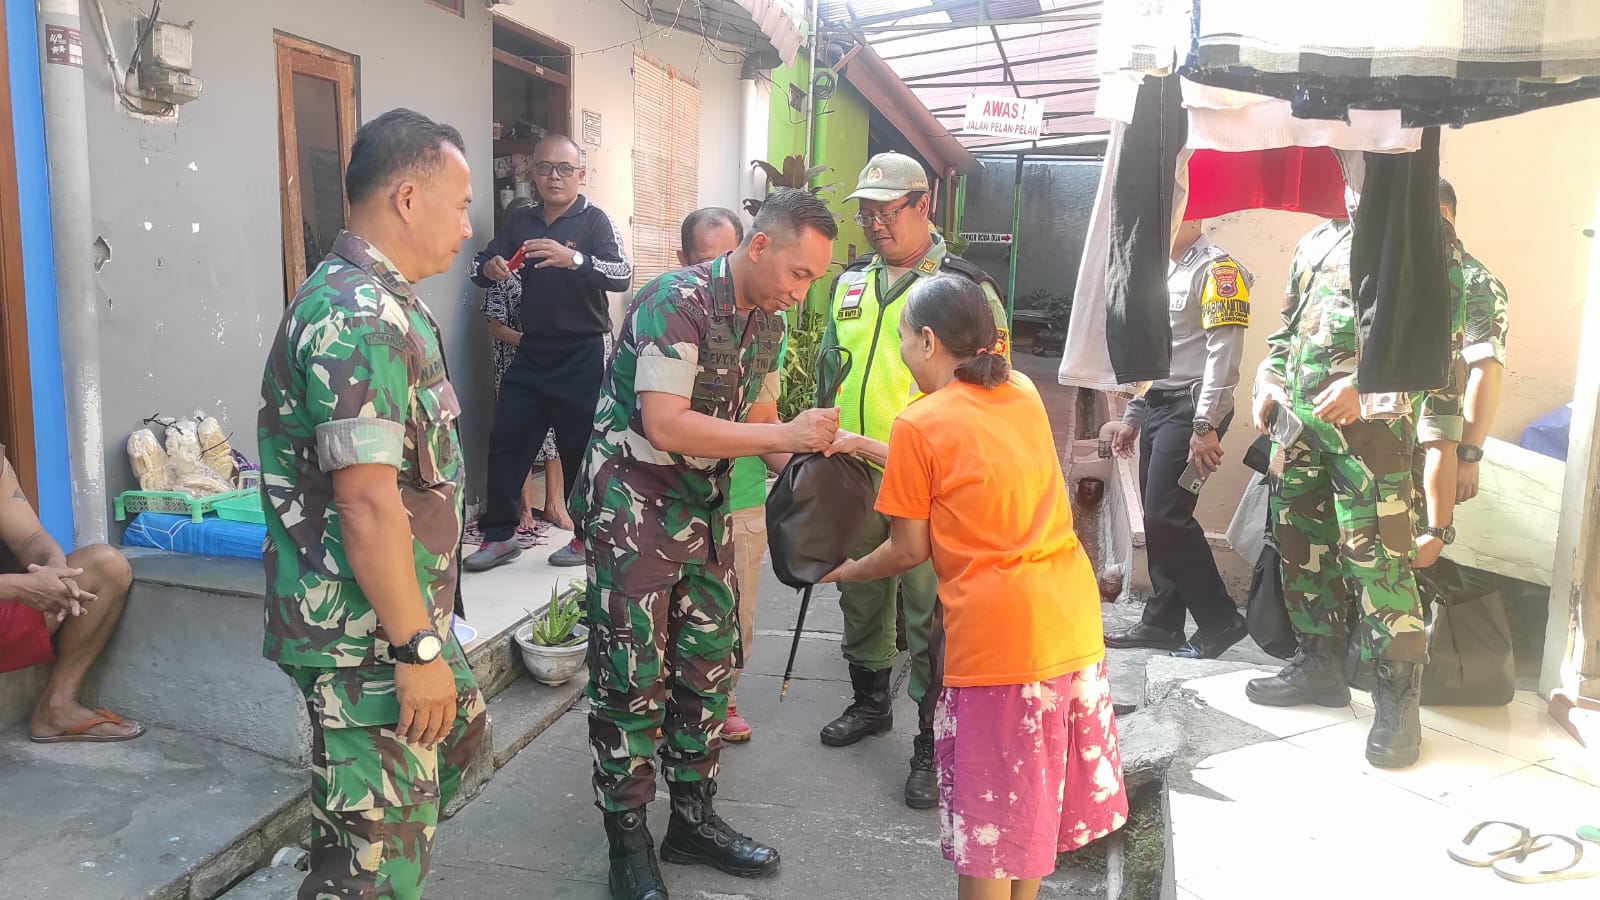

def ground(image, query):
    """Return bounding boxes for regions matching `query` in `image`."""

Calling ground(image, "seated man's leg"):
[285,664,455,900]
[31,544,141,741]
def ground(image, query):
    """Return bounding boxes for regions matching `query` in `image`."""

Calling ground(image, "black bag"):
[765,346,879,589]
[1421,591,1516,706]
[1245,543,1297,660]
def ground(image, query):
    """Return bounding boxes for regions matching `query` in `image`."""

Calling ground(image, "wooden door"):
[274,34,358,299]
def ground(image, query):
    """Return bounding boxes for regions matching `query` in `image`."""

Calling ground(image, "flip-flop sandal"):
[1492,834,1599,884]
[1447,820,1540,867]
[30,708,147,744]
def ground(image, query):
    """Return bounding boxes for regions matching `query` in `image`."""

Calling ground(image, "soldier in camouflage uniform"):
[1247,216,1462,769]
[258,109,485,900]
[568,189,841,900]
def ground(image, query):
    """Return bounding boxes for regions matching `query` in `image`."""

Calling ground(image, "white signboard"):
[960,232,1014,244]
[962,95,1044,139]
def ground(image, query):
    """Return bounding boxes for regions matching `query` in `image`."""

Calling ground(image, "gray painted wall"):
[961,156,1101,307]
[80,1,497,513]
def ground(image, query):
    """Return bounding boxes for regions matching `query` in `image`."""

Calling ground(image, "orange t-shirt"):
[876,371,1103,688]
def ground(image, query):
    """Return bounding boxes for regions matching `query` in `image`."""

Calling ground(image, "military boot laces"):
[1245,634,1351,708]
[660,780,780,878]
[820,664,894,747]
[1366,660,1422,769]
[904,727,938,810]
[603,809,669,900]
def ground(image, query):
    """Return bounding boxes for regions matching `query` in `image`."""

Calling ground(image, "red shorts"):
[0,599,54,674]
[934,661,1129,880]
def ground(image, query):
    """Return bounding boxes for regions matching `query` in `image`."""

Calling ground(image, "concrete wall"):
[963,156,1101,306]
[81,0,496,509]
[493,0,747,328]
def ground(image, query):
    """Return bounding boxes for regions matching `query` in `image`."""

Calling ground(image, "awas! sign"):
[962,96,1044,139]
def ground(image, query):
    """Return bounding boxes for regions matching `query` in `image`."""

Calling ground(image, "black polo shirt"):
[471,195,633,340]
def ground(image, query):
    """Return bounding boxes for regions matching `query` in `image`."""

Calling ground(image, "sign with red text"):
[962,95,1043,139]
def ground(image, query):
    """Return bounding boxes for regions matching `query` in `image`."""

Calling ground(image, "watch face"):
[417,634,444,662]
[572,251,585,267]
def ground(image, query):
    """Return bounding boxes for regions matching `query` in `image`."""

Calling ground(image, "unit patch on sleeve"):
[838,282,867,320]
[1200,261,1251,329]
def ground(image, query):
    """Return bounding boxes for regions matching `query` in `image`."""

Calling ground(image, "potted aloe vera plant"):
[514,579,588,686]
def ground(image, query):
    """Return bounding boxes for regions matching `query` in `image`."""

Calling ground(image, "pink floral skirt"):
[934,661,1128,880]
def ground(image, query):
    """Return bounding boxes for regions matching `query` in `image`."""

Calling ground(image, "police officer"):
[1102,219,1252,659]
[569,190,840,900]
[816,152,1008,810]
[258,109,486,900]
[1247,217,1460,769]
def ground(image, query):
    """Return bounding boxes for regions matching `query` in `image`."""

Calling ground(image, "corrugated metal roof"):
[821,0,1108,152]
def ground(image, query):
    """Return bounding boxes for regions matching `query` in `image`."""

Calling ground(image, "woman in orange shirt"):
[823,275,1127,900]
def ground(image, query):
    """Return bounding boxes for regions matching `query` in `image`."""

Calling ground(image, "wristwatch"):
[1419,524,1457,545]
[393,628,444,665]
[1457,444,1484,463]
[1192,419,1216,436]
[570,250,587,269]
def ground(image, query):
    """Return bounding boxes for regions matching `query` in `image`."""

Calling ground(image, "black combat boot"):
[659,779,780,877]
[603,808,669,900]
[819,664,894,747]
[1366,660,1423,769]
[904,725,938,809]
[1245,633,1351,708]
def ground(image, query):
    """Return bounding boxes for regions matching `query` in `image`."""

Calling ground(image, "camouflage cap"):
[846,152,930,202]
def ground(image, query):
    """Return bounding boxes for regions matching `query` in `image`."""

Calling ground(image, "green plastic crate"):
[113,488,256,523]
[213,491,266,525]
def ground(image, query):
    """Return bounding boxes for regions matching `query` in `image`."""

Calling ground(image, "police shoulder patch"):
[1201,261,1250,330]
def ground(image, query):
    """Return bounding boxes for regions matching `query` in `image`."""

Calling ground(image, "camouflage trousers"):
[585,539,738,813]
[1271,431,1427,664]
[283,635,487,900]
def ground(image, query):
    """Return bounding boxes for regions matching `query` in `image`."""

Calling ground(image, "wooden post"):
[1541,190,1600,745]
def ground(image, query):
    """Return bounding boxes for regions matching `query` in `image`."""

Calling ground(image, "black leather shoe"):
[660,780,780,878]
[1245,634,1351,708]
[1103,623,1185,651]
[603,809,669,900]
[820,664,894,747]
[1171,613,1249,660]
[904,727,938,809]
[1366,660,1423,769]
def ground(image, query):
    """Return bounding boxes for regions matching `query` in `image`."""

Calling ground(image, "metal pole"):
[1006,155,1022,328]
[37,0,107,545]
[953,173,967,238]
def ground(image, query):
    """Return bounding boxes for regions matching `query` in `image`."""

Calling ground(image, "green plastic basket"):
[113,488,256,523]
[213,491,266,525]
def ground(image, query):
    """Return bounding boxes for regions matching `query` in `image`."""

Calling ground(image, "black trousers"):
[1137,391,1235,634]
[479,334,604,543]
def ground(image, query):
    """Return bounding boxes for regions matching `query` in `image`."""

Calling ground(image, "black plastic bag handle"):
[813,344,853,411]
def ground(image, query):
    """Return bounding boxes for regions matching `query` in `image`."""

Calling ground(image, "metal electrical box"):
[137,19,202,105]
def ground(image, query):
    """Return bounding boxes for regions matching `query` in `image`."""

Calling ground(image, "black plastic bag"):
[1421,591,1516,706]
[766,451,877,589]
[1246,543,1297,660]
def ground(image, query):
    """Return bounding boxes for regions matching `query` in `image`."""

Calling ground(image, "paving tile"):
[1285,718,1527,801]
[1183,669,1363,738]
[1420,700,1584,764]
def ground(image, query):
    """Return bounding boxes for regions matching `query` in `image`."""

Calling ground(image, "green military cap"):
[846,152,930,202]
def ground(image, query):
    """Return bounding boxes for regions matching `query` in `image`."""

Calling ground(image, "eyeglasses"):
[854,198,916,227]
[534,162,579,178]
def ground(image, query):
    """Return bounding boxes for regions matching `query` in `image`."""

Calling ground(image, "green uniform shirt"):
[1456,241,1509,366]
[571,255,786,563]
[1261,219,1464,451]
[258,230,464,668]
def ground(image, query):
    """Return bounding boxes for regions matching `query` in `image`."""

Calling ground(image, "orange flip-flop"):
[30,708,146,744]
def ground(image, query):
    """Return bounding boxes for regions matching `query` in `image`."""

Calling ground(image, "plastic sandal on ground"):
[1491,834,1598,884]
[1446,820,1538,867]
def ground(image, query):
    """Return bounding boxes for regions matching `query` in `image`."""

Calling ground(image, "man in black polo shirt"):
[465,135,632,571]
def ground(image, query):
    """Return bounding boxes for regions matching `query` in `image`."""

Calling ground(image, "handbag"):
[1421,590,1516,706]
[1245,542,1297,660]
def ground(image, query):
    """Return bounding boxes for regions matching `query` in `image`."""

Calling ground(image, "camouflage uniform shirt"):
[571,254,785,564]
[259,230,464,668]
[1455,240,1510,367]
[1260,218,1464,452]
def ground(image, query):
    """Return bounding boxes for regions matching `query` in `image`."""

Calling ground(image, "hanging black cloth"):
[1350,126,1452,394]
[1106,73,1187,384]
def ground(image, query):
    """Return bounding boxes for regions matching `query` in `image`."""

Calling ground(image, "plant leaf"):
[751,160,784,188]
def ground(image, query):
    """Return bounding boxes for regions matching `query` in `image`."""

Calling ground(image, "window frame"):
[274,33,358,300]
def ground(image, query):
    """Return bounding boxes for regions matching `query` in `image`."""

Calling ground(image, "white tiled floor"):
[1171,670,1600,900]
